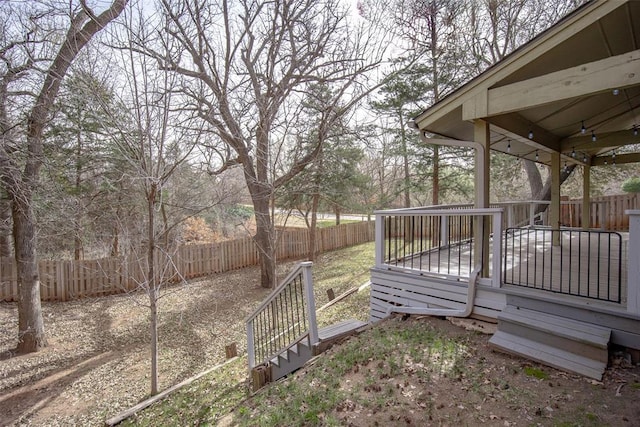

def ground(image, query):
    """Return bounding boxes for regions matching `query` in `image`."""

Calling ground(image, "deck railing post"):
[529,203,535,226]
[301,261,319,346]
[491,210,503,288]
[440,215,449,247]
[625,210,640,315]
[375,213,384,268]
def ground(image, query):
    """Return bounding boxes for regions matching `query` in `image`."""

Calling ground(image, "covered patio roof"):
[412,0,640,168]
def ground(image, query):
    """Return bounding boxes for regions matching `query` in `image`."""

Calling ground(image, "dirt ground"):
[2,260,640,426]
[0,263,296,426]
[238,315,640,427]
[349,316,640,427]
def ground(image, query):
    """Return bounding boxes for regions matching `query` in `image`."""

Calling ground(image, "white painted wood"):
[247,322,256,369]
[625,210,640,315]
[301,262,319,346]
[318,319,366,341]
[491,211,503,287]
[371,270,506,311]
[551,151,561,246]
[490,331,606,380]
[583,165,591,229]
[375,213,384,268]
[499,305,610,348]
[498,321,608,363]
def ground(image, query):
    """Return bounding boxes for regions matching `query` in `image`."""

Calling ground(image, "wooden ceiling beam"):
[591,152,640,166]
[463,49,640,120]
[485,113,561,152]
[560,129,640,152]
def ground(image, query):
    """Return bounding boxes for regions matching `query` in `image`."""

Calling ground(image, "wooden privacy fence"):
[0,221,375,302]
[561,193,639,231]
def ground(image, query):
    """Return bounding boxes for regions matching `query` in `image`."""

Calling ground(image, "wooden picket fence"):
[0,221,375,302]
[561,193,639,231]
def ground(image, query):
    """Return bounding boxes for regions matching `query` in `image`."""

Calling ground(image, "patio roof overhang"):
[412,0,640,168]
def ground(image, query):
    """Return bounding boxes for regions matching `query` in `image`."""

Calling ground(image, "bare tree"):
[462,0,585,200]
[103,3,222,394]
[142,0,389,288]
[0,0,128,353]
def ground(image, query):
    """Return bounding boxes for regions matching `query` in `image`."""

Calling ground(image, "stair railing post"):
[247,320,256,369]
[301,261,319,346]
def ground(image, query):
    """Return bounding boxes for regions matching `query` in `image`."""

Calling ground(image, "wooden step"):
[490,330,607,380]
[319,319,367,342]
[498,305,610,348]
[271,339,313,381]
[269,320,368,382]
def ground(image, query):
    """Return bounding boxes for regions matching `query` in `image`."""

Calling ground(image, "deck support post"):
[550,151,561,246]
[626,210,640,315]
[473,120,490,276]
[582,165,591,229]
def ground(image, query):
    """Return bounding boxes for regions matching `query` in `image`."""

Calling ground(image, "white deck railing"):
[374,206,503,288]
[245,262,318,370]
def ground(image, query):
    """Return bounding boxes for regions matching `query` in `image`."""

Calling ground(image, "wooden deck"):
[505,229,627,304]
[394,229,628,305]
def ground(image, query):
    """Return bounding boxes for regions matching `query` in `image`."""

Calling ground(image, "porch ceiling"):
[412,0,640,167]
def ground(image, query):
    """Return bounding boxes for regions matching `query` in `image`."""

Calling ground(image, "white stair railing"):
[246,261,318,370]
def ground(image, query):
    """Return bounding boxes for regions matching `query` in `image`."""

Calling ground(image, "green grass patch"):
[523,366,549,380]
[233,319,469,426]
[120,242,374,426]
[121,357,247,426]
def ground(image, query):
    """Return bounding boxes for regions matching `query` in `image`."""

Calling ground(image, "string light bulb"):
[581,121,586,134]
[571,147,576,158]
[613,88,620,96]
[535,150,539,161]
[591,131,596,142]
[583,154,587,163]
[507,140,511,153]
[634,125,638,137]
[528,130,533,139]
[563,161,568,173]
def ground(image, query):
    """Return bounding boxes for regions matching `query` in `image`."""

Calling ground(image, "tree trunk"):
[523,159,544,199]
[147,185,159,395]
[308,193,320,261]
[251,189,276,288]
[13,195,46,353]
[334,203,341,226]
[524,159,576,214]
[1,0,128,354]
[111,226,119,257]
[149,285,159,395]
[0,197,12,257]
[400,112,411,208]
